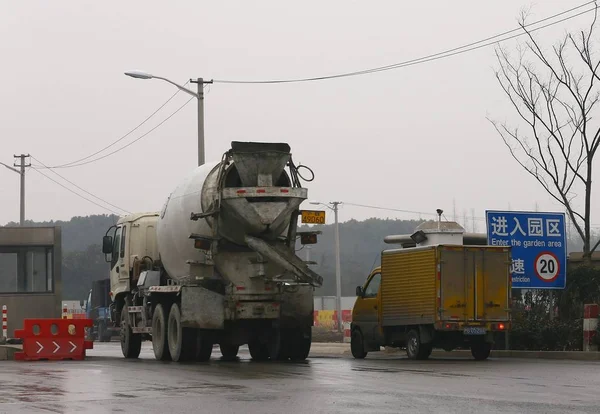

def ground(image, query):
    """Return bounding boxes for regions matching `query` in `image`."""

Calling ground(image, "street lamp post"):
[124,70,212,167]
[310,200,343,333]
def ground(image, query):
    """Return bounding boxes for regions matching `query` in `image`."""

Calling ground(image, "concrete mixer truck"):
[101,141,323,362]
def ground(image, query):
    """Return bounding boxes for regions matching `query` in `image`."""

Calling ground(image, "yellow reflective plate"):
[300,210,326,224]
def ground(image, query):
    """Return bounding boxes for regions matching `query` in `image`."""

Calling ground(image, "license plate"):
[300,210,326,224]
[463,327,486,335]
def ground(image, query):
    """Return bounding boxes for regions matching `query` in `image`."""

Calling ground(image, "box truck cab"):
[351,242,511,361]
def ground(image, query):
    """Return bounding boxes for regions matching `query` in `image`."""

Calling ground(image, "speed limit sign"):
[534,252,560,282]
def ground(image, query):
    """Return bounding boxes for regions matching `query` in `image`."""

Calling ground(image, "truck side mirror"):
[102,235,113,254]
[356,286,363,297]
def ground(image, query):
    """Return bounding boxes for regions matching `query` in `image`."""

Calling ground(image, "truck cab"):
[102,213,159,323]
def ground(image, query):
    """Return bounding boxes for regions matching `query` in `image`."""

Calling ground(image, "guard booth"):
[0,227,62,339]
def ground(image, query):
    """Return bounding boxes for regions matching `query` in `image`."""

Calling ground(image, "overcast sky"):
[0,0,597,232]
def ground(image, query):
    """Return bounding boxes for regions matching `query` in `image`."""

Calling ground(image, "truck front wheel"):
[152,304,171,361]
[406,329,432,360]
[120,304,142,359]
[351,328,367,359]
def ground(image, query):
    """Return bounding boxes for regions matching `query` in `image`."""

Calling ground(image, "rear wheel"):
[248,340,269,361]
[406,329,431,360]
[195,330,213,362]
[152,304,171,361]
[219,343,239,360]
[351,328,367,359]
[471,342,492,360]
[288,328,312,361]
[120,303,142,359]
[167,303,194,362]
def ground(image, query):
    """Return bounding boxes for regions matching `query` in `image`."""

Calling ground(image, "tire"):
[471,342,492,361]
[422,343,433,359]
[406,329,431,360]
[98,322,106,342]
[167,303,195,362]
[351,329,367,359]
[152,304,171,361]
[266,329,283,360]
[195,330,213,362]
[248,340,269,361]
[120,304,142,359]
[219,343,239,360]
[288,328,312,361]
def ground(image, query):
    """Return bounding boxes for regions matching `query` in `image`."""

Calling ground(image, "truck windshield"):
[111,226,122,269]
[364,273,381,298]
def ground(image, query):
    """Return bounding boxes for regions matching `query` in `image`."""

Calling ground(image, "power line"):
[344,202,600,228]
[213,2,597,84]
[342,202,444,219]
[30,156,130,214]
[40,96,195,169]
[40,80,190,169]
[30,168,124,216]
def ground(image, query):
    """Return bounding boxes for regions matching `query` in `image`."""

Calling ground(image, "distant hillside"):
[298,218,423,296]
[1,214,589,301]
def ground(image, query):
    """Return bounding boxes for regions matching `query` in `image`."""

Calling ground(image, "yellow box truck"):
[351,245,511,360]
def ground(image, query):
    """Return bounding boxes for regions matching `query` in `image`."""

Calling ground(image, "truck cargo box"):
[380,245,511,327]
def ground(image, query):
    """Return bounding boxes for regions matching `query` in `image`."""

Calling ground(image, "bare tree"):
[490,5,600,263]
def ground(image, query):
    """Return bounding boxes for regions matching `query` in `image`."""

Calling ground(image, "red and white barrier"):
[2,305,7,339]
[343,322,351,343]
[583,304,598,352]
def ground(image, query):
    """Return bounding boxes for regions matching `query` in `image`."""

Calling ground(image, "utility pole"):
[332,201,343,333]
[14,154,30,226]
[190,78,213,167]
[1,154,29,226]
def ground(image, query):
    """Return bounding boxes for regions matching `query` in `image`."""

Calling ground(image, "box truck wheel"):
[351,328,367,359]
[219,343,239,361]
[152,304,171,361]
[167,303,195,362]
[470,342,492,361]
[406,329,431,360]
[120,303,142,359]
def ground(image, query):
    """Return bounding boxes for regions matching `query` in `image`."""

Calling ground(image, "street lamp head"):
[308,201,321,206]
[124,70,154,80]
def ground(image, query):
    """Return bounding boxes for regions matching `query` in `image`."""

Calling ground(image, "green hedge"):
[507,265,600,351]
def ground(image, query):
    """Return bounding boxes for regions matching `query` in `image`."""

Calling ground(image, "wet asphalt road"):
[1,343,599,414]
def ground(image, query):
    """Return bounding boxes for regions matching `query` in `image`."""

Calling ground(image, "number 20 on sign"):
[535,252,560,282]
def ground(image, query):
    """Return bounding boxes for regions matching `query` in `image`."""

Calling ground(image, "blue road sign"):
[485,210,567,289]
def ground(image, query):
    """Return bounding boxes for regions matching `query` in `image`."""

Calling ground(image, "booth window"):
[0,247,54,293]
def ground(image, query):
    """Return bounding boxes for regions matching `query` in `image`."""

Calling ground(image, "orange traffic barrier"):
[14,318,94,361]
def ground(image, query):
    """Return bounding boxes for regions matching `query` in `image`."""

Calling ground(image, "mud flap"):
[244,235,323,287]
